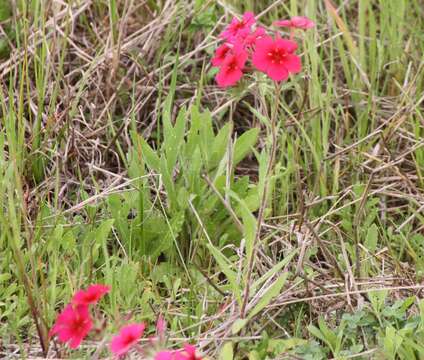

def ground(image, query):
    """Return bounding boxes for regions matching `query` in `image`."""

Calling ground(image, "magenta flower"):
[252,35,301,81]
[49,304,93,349]
[243,27,266,48]
[154,350,175,360]
[211,44,232,67]
[274,16,315,29]
[215,45,248,87]
[110,323,146,356]
[72,284,110,306]
[175,344,203,360]
[220,12,255,41]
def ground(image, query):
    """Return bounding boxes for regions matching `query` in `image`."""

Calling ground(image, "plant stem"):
[240,82,281,319]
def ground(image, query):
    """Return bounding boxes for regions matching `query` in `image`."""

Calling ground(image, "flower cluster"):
[49,284,203,359]
[49,284,110,348]
[211,12,314,87]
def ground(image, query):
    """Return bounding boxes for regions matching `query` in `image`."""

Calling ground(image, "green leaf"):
[207,244,241,305]
[161,211,185,258]
[138,136,160,173]
[96,219,115,273]
[318,317,338,351]
[186,106,202,158]
[0,273,11,283]
[210,122,231,169]
[162,45,179,130]
[219,342,233,360]
[245,103,270,127]
[229,191,256,262]
[369,289,388,316]
[365,223,378,252]
[383,326,402,359]
[248,351,261,360]
[251,250,298,292]
[0,0,11,22]
[95,219,115,244]
[268,338,307,354]
[197,108,215,165]
[188,147,202,192]
[142,215,169,258]
[231,318,248,335]
[308,324,327,344]
[233,128,259,165]
[247,272,289,320]
[159,153,176,207]
[419,299,424,332]
[165,106,186,174]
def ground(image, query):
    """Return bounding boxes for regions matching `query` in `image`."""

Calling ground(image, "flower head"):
[110,323,146,357]
[252,35,301,81]
[175,344,203,360]
[274,16,315,29]
[49,304,92,349]
[243,27,266,48]
[72,284,110,306]
[215,45,248,87]
[220,12,255,41]
[211,44,232,67]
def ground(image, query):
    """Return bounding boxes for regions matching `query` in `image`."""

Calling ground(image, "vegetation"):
[0,0,423,358]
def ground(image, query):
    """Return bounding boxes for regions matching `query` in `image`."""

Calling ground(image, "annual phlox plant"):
[212,12,314,87]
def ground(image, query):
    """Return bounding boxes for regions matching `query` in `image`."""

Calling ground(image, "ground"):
[0,0,423,359]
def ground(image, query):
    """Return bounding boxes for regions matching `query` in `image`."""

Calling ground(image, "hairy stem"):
[240,82,281,319]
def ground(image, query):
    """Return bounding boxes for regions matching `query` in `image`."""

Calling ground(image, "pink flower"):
[110,323,145,356]
[49,304,92,349]
[211,44,232,67]
[274,16,315,29]
[72,284,110,306]
[243,27,266,48]
[215,45,248,87]
[220,12,256,41]
[175,344,203,360]
[155,350,175,360]
[252,35,301,81]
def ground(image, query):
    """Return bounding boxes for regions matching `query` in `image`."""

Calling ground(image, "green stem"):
[240,82,281,319]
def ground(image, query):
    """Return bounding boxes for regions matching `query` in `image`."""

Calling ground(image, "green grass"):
[0,0,424,358]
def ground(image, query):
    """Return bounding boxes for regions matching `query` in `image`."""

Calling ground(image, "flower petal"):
[252,36,275,72]
[49,304,92,349]
[275,38,298,53]
[69,335,85,349]
[110,337,127,355]
[254,35,274,52]
[267,64,289,81]
[109,323,145,356]
[252,51,268,72]
[216,67,243,87]
[274,19,292,27]
[211,44,231,67]
[284,54,302,73]
[234,48,248,68]
[72,284,110,306]
[243,11,256,26]
[155,351,175,360]
[291,16,315,29]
